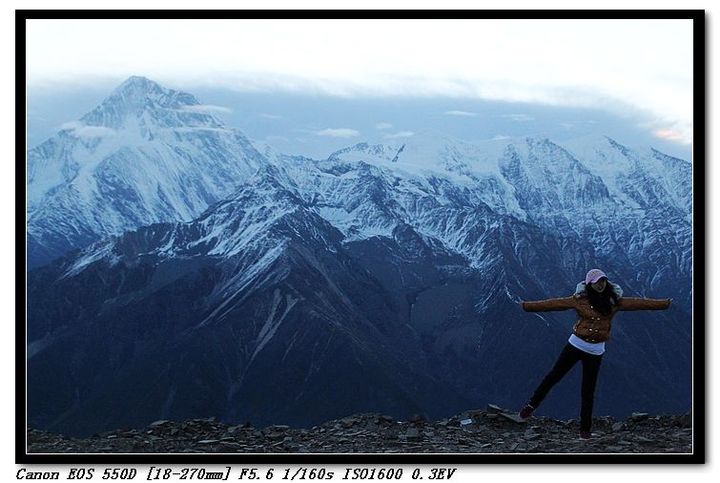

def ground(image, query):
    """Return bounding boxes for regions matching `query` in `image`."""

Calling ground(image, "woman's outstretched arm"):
[521,296,576,312]
[616,297,671,311]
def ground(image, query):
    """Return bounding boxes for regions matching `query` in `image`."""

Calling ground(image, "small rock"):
[612,422,625,431]
[487,404,506,413]
[634,436,654,443]
[269,425,290,430]
[630,412,649,422]
[677,413,692,428]
[406,428,421,441]
[409,414,427,424]
[149,420,170,427]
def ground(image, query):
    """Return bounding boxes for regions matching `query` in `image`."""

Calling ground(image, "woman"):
[517,269,671,439]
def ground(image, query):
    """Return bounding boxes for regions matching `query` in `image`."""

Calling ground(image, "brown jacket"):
[521,295,671,343]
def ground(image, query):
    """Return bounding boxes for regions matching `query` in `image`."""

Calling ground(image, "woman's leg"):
[529,343,582,409]
[579,353,603,433]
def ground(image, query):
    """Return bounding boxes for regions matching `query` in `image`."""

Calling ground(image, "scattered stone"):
[26,410,693,454]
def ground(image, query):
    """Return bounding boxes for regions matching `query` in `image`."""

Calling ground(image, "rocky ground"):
[27,405,693,454]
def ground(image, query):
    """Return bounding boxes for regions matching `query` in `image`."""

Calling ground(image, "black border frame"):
[16,9,706,465]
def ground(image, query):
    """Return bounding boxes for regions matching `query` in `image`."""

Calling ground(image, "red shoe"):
[518,404,535,421]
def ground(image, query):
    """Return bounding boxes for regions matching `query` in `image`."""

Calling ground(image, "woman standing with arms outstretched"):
[517,269,671,439]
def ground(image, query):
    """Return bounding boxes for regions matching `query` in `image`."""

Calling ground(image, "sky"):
[25,17,694,156]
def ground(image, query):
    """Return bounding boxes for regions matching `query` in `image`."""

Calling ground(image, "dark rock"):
[487,404,506,413]
[409,414,427,425]
[676,412,692,428]
[406,428,421,441]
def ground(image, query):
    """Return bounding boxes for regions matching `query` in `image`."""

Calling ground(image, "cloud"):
[502,114,534,122]
[640,118,692,145]
[314,128,360,138]
[653,128,690,144]
[492,135,511,141]
[180,104,232,115]
[444,110,477,117]
[261,113,283,119]
[375,122,393,130]
[384,131,415,139]
[60,121,116,139]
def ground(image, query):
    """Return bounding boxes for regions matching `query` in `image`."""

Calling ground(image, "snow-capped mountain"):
[26,79,693,437]
[27,76,267,268]
[314,134,692,305]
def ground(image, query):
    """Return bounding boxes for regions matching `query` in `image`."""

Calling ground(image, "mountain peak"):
[106,75,199,110]
[78,76,216,130]
[113,76,164,96]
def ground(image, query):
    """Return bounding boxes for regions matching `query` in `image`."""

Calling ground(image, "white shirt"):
[568,334,606,355]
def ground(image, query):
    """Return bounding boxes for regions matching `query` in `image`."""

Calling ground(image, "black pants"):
[529,343,603,432]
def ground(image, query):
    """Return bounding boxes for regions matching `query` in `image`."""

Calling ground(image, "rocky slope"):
[27,405,692,454]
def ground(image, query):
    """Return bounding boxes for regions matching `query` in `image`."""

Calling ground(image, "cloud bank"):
[27,18,693,144]
[60,121,116,139]
[444,110,477,117]
[180,104,232,115]
[314,128,360,138]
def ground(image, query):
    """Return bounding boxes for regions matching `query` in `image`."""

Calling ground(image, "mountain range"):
[26,77,693,437]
